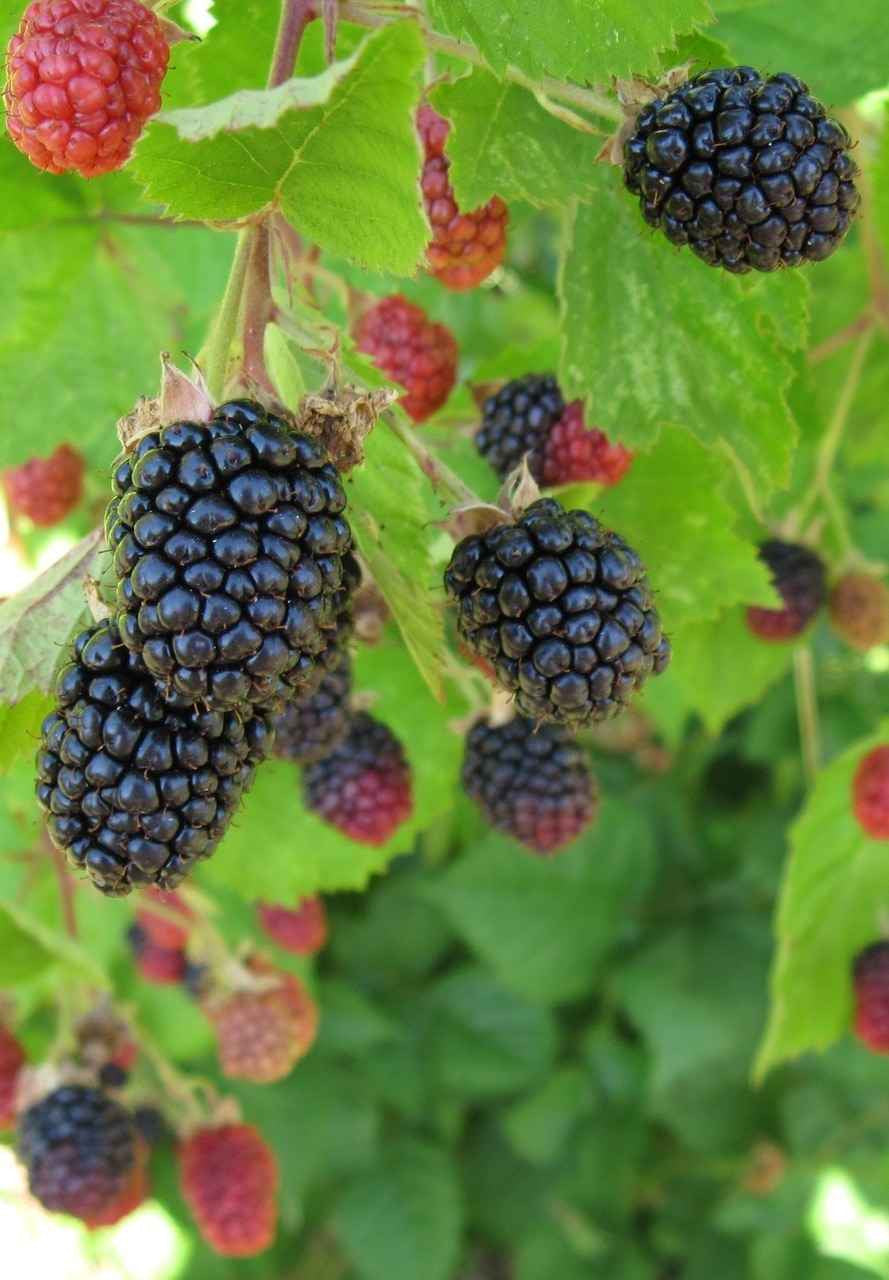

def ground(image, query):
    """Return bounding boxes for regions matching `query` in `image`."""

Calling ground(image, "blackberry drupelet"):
[445,498,670,727]
[303,712,412,845]
[36,620,274,897]
[623,66,860,272]
[273,654,351,765]
[463,715,598,854]
[746,540,826,641]
[18,1084,136,1218]
[475,375,565,480]
[105,399,358,710]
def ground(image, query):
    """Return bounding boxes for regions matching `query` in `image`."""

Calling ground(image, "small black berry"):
[274,653,351,765]
[474,375,564,479]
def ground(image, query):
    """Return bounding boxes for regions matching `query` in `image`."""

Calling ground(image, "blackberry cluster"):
[36,619,273,896]
[463,715,598,854]
[445,498,670,727]
[273,654,351,765]
[624,66,860,272]
[475,375,565,480]
[303,712,412,845]
[105,399,357,711]
[746,540,826,641]
[18,1084,136,1218]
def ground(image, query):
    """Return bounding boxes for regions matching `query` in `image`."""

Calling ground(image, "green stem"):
[792,646,820,788]
[198,227,254,401]
[385,411,481,509]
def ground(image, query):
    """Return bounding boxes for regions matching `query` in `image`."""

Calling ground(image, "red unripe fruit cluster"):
[355,295,458,424]
[5,0,169,178]
[180,1123,278,1257]
[4,444,84,526]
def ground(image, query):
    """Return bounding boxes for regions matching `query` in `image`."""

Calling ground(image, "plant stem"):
[240,221,276,396]
[268,0,316,88]
[808,310,874,365]
[338,2,624,122]
[199,227,254,400]
[793,645,820,788]
[44,831,77,939]
[385,411,481,508]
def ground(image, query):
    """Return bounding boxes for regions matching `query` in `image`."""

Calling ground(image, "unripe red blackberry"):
[5,0,169,178]
[853,942,889,1053]
[128,923,187,985]
[746,540,826,641]
[463,715,598,854]
[853,746,889,839]
[418,104,509,290]
[36,619,274,897]
[180,1123,278,1257]
[207,959,318,1084]
[624,66,859,272]
[475,375,565,480]
[0,1024,25,1130]
[445,498,670,727]
[4,444,84,526]
[355,295,458,424]
[18,1084,136,1219]
[303,712,412,845]
[540,402,633,488]
[273,653,351,765]
[829,573,889,652]
[136,886,192,949]
[257,896,327,955]
[105,399,358,711]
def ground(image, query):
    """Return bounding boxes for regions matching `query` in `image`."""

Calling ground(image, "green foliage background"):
[2,0,889,1276]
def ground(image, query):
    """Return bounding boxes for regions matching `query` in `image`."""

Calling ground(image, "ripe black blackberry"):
[274,653,351,765]
[18,1084,136,1219]
[623,66,859,272]
[445,498,670,727]
[105,399,358,710]
[303,712,412,845]
[36,620,274,897]
[463,715,598,854]
[474,375,565,479]
[746,539,826,641]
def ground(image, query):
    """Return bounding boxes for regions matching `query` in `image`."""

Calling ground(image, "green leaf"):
[755,727,889,1080]
[0,530,103,704]
[426,798,654,1004]
[0,691,53,774]
[133,23,428,275]
[264,324,306,408]
[425,0,711,85]
[560,429,777,634]
[0,898,108,986]
[558,189,808,491]
[0,902,54,983]
[349,417,448,701]
[314,980,398,1056]
[715,0,889,105]
[202,632,463,899]
[668,609,795,734]
[872,106,889,265]
[431,71,602,209]
[161,0,281,109]
[337,1137,463,1280]
[424,966,558,1097]
[501,1068,590,1165]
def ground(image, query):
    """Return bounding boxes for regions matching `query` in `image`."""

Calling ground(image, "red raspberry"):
[853,941,889,1052]
[355,295,458,424]
[829,573,889,652]
[4,0,169,179]
[257,897,328,955]
[746,540,826,642]
[136,887,192,950]
[208,960,318,1084]
[853,746,889,839]
[540,402,633,488]
[4,444,84,526]
[0,1024,25,1130]
[418,105,508,291]
[180,1124,278,1258]
[303,713,413,846]
[82,1139,149,1229]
